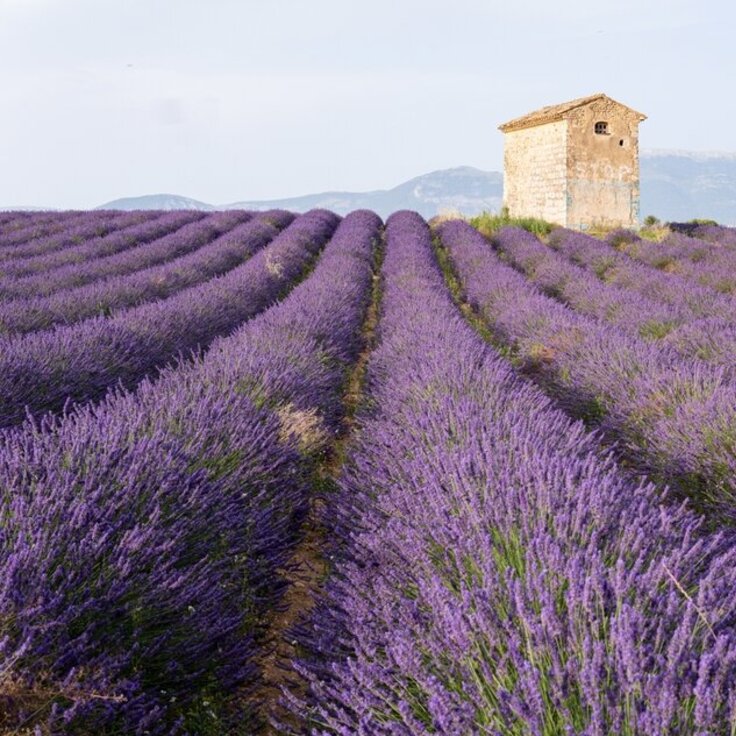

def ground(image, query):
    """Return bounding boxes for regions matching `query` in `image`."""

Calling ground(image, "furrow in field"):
[258,224,385,735]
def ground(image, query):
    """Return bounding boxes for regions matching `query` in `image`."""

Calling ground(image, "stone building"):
[499,93,646,229]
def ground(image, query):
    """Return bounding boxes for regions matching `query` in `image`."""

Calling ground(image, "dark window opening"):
[619,139,625,146]
[594,121,608,135]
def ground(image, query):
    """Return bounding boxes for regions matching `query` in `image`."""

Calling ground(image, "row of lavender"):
[0,212,294,334]
[0,211,235,297]
[493,226,736,373]
[0,210,67,233]
[615,228,736,295]
[0,210,344,427]
[0,211,171,268]
[669,221,736,246]
[0,210,381,733]
[293,211,736,735]
[437,223,736,518]
[0,210,146,253]
[548,229,736,344]
[545,229,736,389]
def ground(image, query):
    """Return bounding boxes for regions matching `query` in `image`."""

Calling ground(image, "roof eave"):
[498,116,565,133]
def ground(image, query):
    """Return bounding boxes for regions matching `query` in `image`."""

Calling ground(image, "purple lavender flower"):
[293,211,736,736]
[0,209,382,733]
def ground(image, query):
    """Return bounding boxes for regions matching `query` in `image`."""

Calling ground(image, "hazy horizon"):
[1,0,733,208]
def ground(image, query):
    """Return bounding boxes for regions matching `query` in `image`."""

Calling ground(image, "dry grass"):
[638,224,671,242]
[429,209,465,227]
[0,672,125,735]
[275,404,329,455]
[265,255,284,277]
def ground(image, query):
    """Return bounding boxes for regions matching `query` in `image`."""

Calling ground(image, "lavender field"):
[2,208,736,735]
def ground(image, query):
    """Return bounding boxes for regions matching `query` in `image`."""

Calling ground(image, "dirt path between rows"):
[255,240,384,734]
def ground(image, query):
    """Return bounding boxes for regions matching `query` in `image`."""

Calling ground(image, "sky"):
[0,0,733,208]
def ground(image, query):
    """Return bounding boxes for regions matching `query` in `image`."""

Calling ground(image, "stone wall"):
[565,100,641,228]
[503,120,567,225]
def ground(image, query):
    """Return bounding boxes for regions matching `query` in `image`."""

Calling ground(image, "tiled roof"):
[499,93,646,132]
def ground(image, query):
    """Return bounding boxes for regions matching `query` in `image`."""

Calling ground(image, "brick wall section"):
[503,120,568,225]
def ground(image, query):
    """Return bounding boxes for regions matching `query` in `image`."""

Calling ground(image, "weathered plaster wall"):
[503,120,568,225]
[565,100,642,229]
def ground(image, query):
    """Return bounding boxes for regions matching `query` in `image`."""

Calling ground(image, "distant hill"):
[96,167,503,219]
[96,194,214,211]
[225,167,503,218]
[19,152,736,224]
[639,150,736,224]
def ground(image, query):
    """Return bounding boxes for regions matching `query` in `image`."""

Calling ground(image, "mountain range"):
[97,167,504,220]
[5,151,736,223]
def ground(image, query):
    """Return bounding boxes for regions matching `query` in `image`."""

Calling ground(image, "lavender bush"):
[0,211,245,298]
[0,210,335,427]
[293,210,736,735]
[0,212,294,334]
[439,221,736,517]
[0,209,381,733]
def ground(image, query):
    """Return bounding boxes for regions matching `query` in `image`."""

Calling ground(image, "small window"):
[619,139,625,146]
[594,121,608,135]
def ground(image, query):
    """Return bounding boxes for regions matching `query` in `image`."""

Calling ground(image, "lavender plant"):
[294,211,736,735]
[440,221,736,517]
[0,210,334,427]
[0,212,294,334]
[0,209,381,733]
